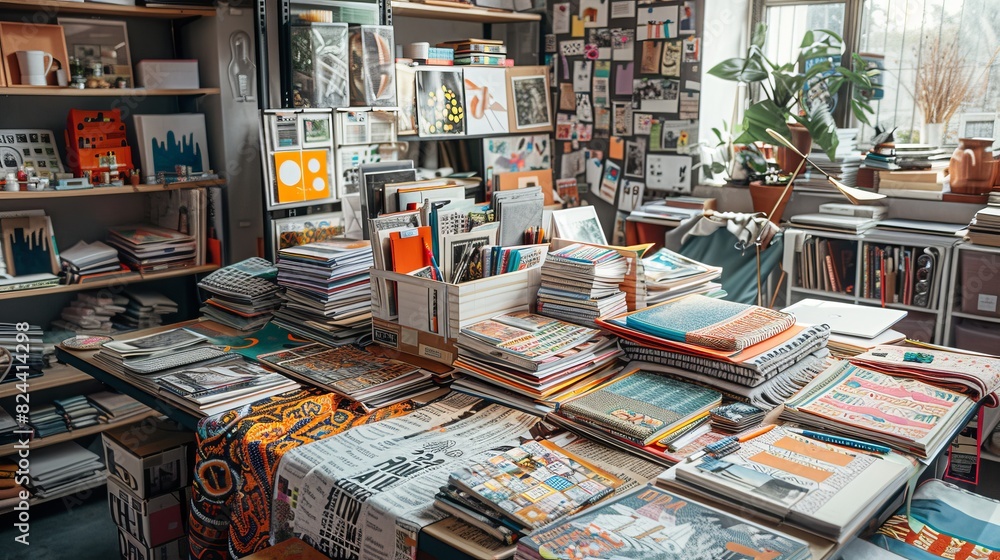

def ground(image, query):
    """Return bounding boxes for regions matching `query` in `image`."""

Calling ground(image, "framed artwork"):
[272,149,334,205]
[290,22,349,108]
[395,63,418,136]
[301,112,333,148]
[271,212,344,252]
[463,67,509,136]
[0,129,64,179]
[0,22,69,87]
[416,68,466,137]
[348,25,396,107]
[260,109,338,210]
[958,112,999,142]
[551,206,607,245]
[60,18,133,88]
[507,66,552,133]
[133,114,210,177]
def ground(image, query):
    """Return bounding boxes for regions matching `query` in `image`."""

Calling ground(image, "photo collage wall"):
[546,0,704,238]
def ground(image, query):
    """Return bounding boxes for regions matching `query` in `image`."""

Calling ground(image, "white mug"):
[16,50,53,86]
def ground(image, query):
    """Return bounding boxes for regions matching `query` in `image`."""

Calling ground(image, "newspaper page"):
[271,393,540,560]
[548,431,666,494]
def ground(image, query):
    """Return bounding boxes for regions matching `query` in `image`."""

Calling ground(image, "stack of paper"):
[0,323,45,375]
[114,289,178,330]
[106,224,196,273]
[26,442,106,499]
[452,311,623,414]
[708,402,765,433]
[54,395,100,429]
[155,362,299,416]
[198,258,282,331]
[28,404,68,438]
[642,248,723,304]
[273,240,375,346]
[257,343,433,411]
[59,240,127,284]
[966,206,1000,247]
[52,292,129,335]
[535,243,628,327]
[87,391,153,423]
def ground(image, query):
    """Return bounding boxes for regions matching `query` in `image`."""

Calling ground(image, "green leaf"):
[710,162,726,174]
[740,99,791,145]
[800,30,815,49]
[796,103,839,161]
[707,57,768,82]
[850,100,873,126]
[751,22,767,49]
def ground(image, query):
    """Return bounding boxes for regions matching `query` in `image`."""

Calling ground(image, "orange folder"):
[389,226,432,273]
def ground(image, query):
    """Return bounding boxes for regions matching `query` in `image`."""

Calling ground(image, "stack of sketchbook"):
[965,204,1000,247]
[106,224,197,273]
[435,439,622,545]
[641,247,723,304]
[598,295,832,409]
[535,243,628,327]
[198,258,282,331]
[451,311,623,414]
[59,240,127,284]
[257,343,433,411]
[154,362,299,416]
[87,391,153,423]
[52,292,128,335]
[54,395,100,429]
[28,403,69,438]
[26,442,106,500]
[115,289,178,330]
[781,360,977,459]
[661,424,916,543]
[273,240,375,346]
[549,362,723,466]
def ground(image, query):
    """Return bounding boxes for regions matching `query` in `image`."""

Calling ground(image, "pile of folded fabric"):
[87,391,153,423]
[27,404,69,438]
[0,459,29,510]
[597,294,831,409]
[198,258,282,331]
[52,292,129,335]
[54,395,100,429]
[28,442,106,499]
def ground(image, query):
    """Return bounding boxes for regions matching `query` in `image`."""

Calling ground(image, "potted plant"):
[708,23,878,178]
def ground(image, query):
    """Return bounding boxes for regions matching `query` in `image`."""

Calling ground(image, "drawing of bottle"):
[228,31,256,102]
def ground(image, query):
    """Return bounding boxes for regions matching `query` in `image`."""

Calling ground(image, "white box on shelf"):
[107,479,186,548]
[102,417,193,499]
[136,60,200,89]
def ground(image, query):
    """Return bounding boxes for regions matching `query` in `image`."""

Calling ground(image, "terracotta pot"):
[775,123,812,174]
[749,181,793,223]
[950,137,996,194]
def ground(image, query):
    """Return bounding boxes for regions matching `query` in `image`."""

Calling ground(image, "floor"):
[0,486,118,560]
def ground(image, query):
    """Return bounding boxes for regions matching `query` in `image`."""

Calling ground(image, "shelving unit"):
[0,0,215,17]
[0,363,91,399]
[942,242,1000,349]
[0,474,108,516]
[784,227,957,343]
[0,178,226,200]
[0,87,220,97]
[0,264,218,302]
[0,410,159,457]
[390,1,542,23]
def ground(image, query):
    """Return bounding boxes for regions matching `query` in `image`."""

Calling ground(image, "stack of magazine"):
[93,328,234,390]
[451,311,623,413]
[155,362,299,416]
[273,240,375,345]
[106,224,196,272]
[59,240,125,284]
[198,258,282,331]
[535,243,628,327]
[641,247,723,304]
[257,343,433,411]
[435,440,622,544]
[116,289,178,330]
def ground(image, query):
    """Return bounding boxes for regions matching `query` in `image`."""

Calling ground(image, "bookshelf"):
[0,409,159,457]
[0,87,220,97]
[0,0,215,18]
[0,264,219,302]
[942,242,1000,350]
[390,1,542,23]
[0,179,226,200]
[0,363,90,398]
[784,227,957,344]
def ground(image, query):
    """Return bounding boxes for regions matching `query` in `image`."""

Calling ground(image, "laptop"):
[782,298,907,339]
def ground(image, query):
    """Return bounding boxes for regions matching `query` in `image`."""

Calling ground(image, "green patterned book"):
[558,370,721,445]
[624,294,795,351]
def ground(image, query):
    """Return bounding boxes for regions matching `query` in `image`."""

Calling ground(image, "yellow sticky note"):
[609,136,624,160]
[571,16,584,37]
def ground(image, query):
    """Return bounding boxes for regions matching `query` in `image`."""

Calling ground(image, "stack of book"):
[535,243,628,327]
[876,168,946,199]
[708,402,765,433]
[516,485,812,560]
[273,240,375,346]
[87,391,153,423]
[0,323,45,375]
[451,311,623,413]
[642,247,723,304]
[155,362,299,417]
[26,442,106,500]
[863,141,898,170]
[52,292,128,335]
[198,258,282,331]
[894,143,950,170]
[438,39,506,66]
[435,440,622,544]
[59,240,127,284]
[115,289,178,330]
[106,224,196,273]
[402,43,455,66]
[28,403,68,438]
[794,129,862,192]
[257,343,434,411]
[965,202,1000,247]
[94,327,213,378]
[54,395,100,429]
[598,295,832,410]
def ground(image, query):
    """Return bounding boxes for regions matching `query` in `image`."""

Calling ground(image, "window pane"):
[858,0,1000,144]
[764,2,846,67]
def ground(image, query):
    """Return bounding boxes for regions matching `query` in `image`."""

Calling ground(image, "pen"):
[684,425,776,462]
[424,242,443,281]
[785,427,892,454]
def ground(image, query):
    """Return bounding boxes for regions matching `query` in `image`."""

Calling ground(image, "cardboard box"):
[291,23,350,108]
[136,60,200,89]
[960,250,1000,318]
[370,267,541,364]
[117,528,187,560]
[102,417,193,499]
[107,478,186,547]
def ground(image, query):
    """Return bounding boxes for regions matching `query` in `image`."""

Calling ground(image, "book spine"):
[557,408,648,445]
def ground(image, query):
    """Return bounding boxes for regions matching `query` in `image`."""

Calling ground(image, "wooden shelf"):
[0,178,226,200]
[0,0,215,18]
[391,1,542,22]
[0,364,92,399]
[855,297,940,314]
[0,264,219,302]
[788,287,855,302]
[0,474,108,516]
[0,87,220,97]
[949,311,1000,325]
[0,409,159,457]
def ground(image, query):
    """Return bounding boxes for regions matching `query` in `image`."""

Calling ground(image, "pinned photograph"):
[559,83,577,111]
[576,93,594,122]
[633,113,653,135]
[579,0,609,28]
[555,114,575,140]
[618,180,645,212]
[680,1,696,34]
[683,36,700,62]
[680,91,700,119]
[624,138,646,178]
[553,2,570,33]
[614,63,634,95]
[661,40,682,77]
[463,67,509,135]
[576,123,594,141]
[599,160,622,205]
[545,34,557,53]
[637,5,679,40]
[612,102,633,136]
[610,0,635,18]
[594,106,611,133]
[509,68,552,132]
[561,149,586,179]
[633,78,679,112]
[587,28,613,59]
[593,77,609,107]
[556,178,581,208]
[611,28,635,61]
[640,42,662,75]
[659,120,698,153]
[573,60,593,92]
[645,154,692,192]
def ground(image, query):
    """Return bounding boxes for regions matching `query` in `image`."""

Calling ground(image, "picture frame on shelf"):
[506,66,552,133]
[958,112,999,145]
[59,18,133,88]
[271,211,345,252]
[290,22,350,108]
[0,22,70,87]
[0,129,65,179]
[133,114,210,179]
[348,25,396,107]
[395,64,418,136]
[463,66,510,136]
[260,109,338,210]
[415,68,467,138]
